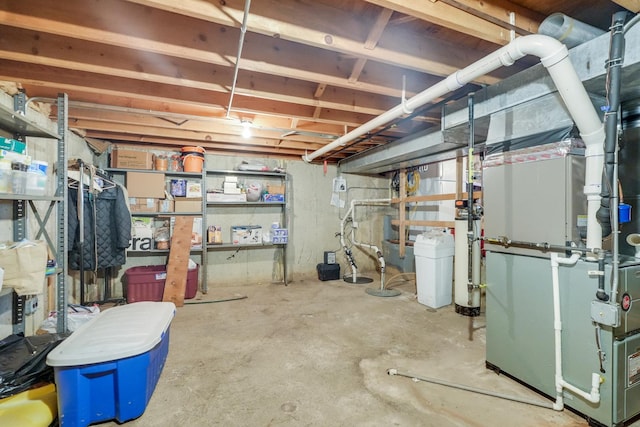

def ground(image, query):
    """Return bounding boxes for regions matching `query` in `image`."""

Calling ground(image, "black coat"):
[68,183,131,270]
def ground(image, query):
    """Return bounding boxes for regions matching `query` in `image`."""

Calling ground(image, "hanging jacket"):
[68,182,131,270]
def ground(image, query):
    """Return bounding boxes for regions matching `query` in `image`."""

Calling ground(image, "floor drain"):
[280,402,297,413]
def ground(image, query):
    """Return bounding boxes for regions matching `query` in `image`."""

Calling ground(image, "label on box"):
[207,193,247,203]
[186,180,202,197]
[129,217,154,251]
[0,137,27,154]
[156,199,174,213]
[231,225,262,245]
[129,197,158,213]
[264,194,285,202]
[111,147,153,169]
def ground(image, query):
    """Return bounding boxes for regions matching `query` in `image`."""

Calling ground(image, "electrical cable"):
[184,295,248,305]
[226,248,241,260]
[406,170,420,194]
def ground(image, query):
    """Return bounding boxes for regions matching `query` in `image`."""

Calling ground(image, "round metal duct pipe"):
[538,13,605,49]
[618,100,640,258]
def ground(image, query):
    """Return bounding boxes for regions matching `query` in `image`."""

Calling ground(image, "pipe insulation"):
[303,35,604,250]
[598,12,628,306]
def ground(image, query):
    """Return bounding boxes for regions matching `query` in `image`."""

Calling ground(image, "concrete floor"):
[103,277,592,427]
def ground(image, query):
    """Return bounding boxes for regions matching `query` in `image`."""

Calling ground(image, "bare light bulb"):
[241,120,252,139]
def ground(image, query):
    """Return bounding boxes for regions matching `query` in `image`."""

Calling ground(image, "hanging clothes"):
[67,174,131,270]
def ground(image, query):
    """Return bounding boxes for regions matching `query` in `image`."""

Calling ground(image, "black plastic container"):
[317,263,340,281]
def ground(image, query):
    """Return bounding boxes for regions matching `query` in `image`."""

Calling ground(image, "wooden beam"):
[611,0,640,12]
[163,216,194,307]
[365,8,394,49]
[391,191,481,204]
[391,219,455,228]
[86,131,315,157]
[0,26,399,116]
[348,58,368,84]
[436,0,543,34]
[398,170,407,257]
[365,0,540,45]
[71,119,326,149]
[120,0,506,83]
[0,61,380,127]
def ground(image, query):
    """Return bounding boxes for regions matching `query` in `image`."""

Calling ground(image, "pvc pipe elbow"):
[582,126,606,152]
[512,35,568,68]
[553,400,564,411]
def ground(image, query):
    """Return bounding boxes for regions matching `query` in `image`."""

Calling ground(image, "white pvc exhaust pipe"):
[304,35,605,251]
[626,233,640,258]
[550,253,602,410]
[340,198,391,283]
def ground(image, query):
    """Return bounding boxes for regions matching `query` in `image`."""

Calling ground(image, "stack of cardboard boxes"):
[113,147,203,251]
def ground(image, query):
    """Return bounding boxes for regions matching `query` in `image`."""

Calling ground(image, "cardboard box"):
[156,199,174,213]
[223,182,240,194]
[169,216,203,248]
[272,228,288,244]
[110,147,153,169]
[267,184,285,195]
[231,225,262,245]
[0,240,47,295]
[174,197,202,212]
[207,225,222,244]
[126,172,166,198]
[129,197,158,213]
[186,180,202,198]
[0,137,26,154]
[191,217,203,249]
[206,193,247,203]
[264,194,285,203]
[129,217,154,251]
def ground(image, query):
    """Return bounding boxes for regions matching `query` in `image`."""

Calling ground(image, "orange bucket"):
[181,146,205,173]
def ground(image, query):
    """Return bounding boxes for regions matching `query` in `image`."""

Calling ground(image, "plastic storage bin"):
[125,264,198,302]
[46,302,176,427]
[414,230,455,308]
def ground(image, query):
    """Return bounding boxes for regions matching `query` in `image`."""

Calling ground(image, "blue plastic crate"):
[47,302,175,427]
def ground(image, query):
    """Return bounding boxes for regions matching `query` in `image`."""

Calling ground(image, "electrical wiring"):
[406,169,420,194]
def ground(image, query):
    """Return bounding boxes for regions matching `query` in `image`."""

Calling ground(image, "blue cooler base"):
[54,328,170,427]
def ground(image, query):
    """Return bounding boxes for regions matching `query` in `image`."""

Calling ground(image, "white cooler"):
[414,230,455,309]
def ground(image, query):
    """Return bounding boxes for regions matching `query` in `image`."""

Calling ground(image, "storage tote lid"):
[47,302,175,367]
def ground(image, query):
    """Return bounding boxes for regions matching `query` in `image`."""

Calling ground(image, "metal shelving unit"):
[205,169,289,289]
[105,167,208,292]
[0,93,69,334]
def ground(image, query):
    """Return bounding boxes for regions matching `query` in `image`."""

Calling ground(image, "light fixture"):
[241,120,252,139]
